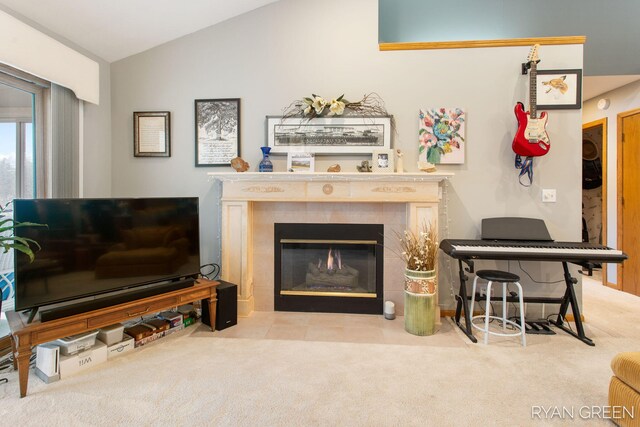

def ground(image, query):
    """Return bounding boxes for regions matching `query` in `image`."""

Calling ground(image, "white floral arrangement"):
[302,94,346,117]
[283,92,390,120]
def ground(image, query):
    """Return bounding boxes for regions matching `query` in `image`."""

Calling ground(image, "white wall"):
[583,79,640,285]
[111,0,584,311]
[82,60,112,197]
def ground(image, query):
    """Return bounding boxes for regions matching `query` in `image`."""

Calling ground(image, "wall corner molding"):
[379,35,586,51]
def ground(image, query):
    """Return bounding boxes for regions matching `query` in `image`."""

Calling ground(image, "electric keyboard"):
[439,239,627,264]
[441,217,628,347]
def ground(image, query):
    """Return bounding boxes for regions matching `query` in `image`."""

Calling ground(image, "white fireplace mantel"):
[208,172,452,316]
[208,171,453,182]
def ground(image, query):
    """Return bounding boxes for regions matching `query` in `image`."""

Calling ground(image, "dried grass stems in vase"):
[397,222,438,272]
[395,222,438,295]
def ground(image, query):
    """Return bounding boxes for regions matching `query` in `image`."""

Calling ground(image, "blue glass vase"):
[259,146,273,172]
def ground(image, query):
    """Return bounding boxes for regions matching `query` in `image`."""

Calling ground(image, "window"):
[0,66,49,205]
[0,113,35,207]
[0,67,49,314]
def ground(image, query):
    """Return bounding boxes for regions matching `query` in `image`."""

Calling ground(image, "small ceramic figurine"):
[395,149,404,173]
[356,160,372,173]
[230,157,250,172]
[327,164,341,173]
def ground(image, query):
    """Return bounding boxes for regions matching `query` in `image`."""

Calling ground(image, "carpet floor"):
[0,276,638,426]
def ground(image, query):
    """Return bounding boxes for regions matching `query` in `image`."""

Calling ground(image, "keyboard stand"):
[451,259,595,346]
[453,259,477,343]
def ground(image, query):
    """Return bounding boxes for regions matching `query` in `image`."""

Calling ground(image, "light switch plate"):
[542,189,556,203]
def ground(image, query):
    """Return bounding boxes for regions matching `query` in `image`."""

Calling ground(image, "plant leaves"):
[12,221,46,229]
[11,242,35,262]
[0,217,14,227]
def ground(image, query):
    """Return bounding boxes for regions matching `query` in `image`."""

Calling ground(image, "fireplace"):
[274,223,383,314]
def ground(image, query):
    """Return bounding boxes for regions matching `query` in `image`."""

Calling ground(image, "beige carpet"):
[0,277,638,426]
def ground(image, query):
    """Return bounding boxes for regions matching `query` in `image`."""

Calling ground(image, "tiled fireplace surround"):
[210,172,451,318]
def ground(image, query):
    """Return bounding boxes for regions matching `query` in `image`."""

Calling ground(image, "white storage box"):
[97,323,125,346]
[106,335,134,359]
[59,341,107,379]
[55,330,99,356]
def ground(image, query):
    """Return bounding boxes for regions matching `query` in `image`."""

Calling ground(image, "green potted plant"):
[0,202,44,311]
[397,222,439,336]
[1,202,43,262]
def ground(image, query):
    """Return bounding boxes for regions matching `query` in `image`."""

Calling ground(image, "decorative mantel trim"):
[242,185,285,193]
[209,172,452,204]
[208,172,453,182]
[372,186,417,193]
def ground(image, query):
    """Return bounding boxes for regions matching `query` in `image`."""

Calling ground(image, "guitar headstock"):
[527,44,540,65]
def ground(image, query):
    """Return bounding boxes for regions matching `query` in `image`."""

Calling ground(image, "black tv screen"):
[13,197,200,312]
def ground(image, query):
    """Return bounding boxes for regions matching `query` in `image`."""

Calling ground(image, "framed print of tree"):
[195,98,240,166]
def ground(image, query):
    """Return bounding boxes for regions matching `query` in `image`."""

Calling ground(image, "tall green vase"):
[404,268,438,336]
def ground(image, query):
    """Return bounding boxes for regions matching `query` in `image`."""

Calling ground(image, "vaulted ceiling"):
[0,0,279,62]
[1,0,637,99]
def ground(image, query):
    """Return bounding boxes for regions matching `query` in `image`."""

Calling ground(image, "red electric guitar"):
[512,44,550,157]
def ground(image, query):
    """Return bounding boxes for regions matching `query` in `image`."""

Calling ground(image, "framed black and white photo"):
[287,152,315,172]
[134,111,170,157]
[195,98,240,166]
[535,69,582,110]
[266,116,392,154]
[372,149,395,173]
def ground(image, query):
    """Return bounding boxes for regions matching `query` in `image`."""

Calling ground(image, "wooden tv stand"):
[7,278,219,398]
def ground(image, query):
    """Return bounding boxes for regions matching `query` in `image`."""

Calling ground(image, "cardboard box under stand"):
[106,335,134,359]
[59,341,107,379]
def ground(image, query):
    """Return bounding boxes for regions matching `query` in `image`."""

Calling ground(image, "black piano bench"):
[470,270,526,346]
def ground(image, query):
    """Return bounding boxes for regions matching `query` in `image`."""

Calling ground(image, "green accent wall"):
[379,0,640,76]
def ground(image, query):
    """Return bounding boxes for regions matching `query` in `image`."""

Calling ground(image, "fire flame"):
[326,247,342,270]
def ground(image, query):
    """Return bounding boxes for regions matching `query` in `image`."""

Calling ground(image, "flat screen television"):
[13,197,200,320]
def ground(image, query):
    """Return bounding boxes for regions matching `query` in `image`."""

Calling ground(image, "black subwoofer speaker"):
[202,281,237,330]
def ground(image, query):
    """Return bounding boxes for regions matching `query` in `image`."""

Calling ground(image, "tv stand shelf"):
[7,278,219,398]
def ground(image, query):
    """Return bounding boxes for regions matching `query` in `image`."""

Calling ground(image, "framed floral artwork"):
[418,108,465,164]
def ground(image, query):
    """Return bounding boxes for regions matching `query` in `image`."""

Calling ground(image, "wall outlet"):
[542,189,557,203]
[479,285,487,297]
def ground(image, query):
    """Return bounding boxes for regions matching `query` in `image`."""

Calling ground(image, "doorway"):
[618,109,640,296]
[582,118,607,286]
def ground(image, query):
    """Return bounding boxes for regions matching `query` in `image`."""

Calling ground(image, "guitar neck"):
[529,61,537,118]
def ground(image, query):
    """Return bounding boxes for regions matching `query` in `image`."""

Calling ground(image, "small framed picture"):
[536,69,582,110]
[134,111,170,157]
[287,152,315,172]
[372,149,394,173]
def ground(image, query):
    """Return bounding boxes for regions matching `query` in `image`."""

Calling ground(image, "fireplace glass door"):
[280,240,376,297]
[274,223,383,314]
